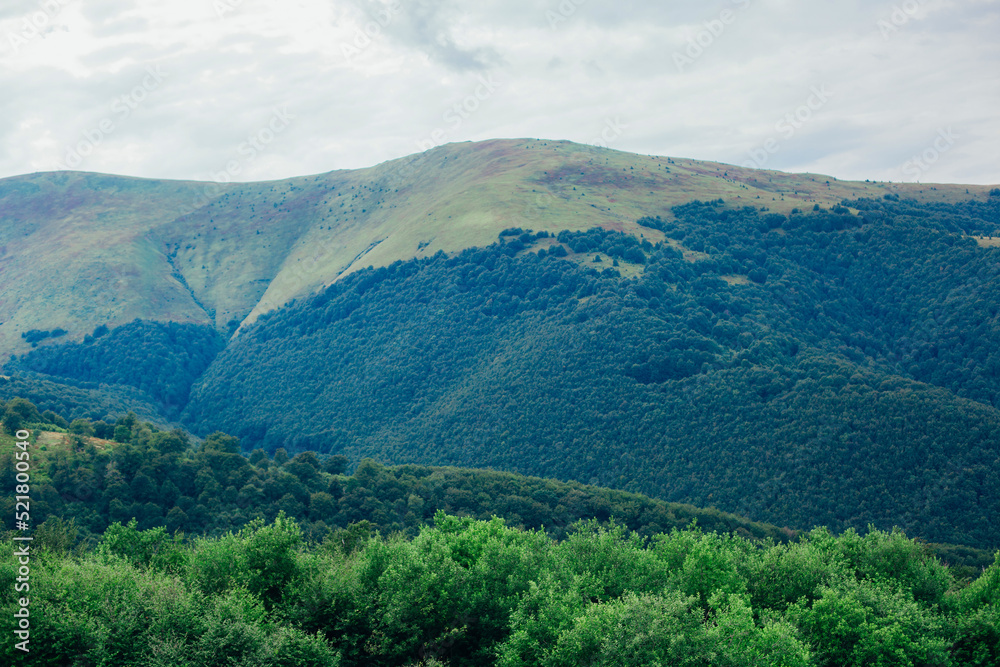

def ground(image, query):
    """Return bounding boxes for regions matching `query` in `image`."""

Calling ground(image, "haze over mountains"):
[3,139,1000,549]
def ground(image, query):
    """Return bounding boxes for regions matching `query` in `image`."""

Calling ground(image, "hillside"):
[173,196,1000,549]
[0,402,796,546]
[3,141,1000,551]
[3,403,999,666]
[1,139,992,357]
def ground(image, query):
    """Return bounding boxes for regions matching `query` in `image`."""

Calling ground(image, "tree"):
[34,516,79,555]
[2,408,23,436]
[286,452,322,485]
[151,430,188,454]
[165,506,188,534]
[69,418,95,436]
[324,454,348,475]
[203,431,242,454]
[240,514,303,606]
[309,492,337,521]
[130,473,157,503]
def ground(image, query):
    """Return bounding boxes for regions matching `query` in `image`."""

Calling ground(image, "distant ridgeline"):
[4,194,1000,549]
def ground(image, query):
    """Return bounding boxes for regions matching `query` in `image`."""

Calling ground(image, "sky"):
[0,0,997,186]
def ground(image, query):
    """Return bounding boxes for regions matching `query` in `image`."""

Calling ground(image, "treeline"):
[182,196,1000,548]
[0,399,794,547]
[7,319,224,413]
[2,513,998,666]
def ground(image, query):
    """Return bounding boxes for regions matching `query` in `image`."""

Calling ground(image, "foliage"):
[2,515,996,666]
[2,402,998,666]
[8,319,225,413]
[0,399,795,547]
[178,197,1000,548]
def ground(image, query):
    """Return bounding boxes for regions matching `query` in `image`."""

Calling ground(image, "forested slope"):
[7,320,224,414]
[0,400,794,548]
[2,404,999,666]
[176,195,1000,548]
[8,194,1000,548]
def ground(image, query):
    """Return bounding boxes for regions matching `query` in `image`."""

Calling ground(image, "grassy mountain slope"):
[1,139,993,357]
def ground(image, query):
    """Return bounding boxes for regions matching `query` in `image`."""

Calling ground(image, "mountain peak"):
[0,139,994,356]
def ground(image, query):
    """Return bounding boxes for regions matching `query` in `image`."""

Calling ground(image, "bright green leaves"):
[6,512,1000,666]
[186,513,302,606]
[501,589,812,667]
[787,579,950,667]
[99,517,187,573]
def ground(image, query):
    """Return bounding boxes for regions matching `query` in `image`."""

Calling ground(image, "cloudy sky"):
[1,0,997,185]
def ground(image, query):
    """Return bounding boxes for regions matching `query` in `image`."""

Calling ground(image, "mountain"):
[0,139,989,358]
[3,140,1000,549]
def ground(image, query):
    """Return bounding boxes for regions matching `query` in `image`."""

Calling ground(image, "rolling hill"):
[3,139,1000,549]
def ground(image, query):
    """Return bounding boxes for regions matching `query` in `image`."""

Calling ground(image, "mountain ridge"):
[2,138,995,357]
[3,168,1000,548]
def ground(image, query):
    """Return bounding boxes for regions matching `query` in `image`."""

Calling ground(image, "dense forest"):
[182,195,1000,548]
[7,320,224,415]
[6,194,1000,549]
[0,399,796,549]
[2,405,999,666]
[0,372,169,426]
[4,514,999,666]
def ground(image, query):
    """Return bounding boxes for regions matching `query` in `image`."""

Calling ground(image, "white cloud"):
[0,0,997,184]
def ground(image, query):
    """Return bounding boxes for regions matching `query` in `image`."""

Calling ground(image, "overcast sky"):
[1,0,997,185]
